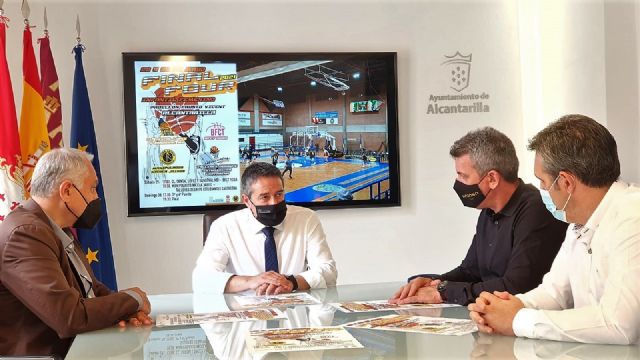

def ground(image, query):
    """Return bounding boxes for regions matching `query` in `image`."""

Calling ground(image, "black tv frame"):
[123,52,400,216]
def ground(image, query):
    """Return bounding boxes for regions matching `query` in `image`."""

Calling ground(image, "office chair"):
[202,210,228,245]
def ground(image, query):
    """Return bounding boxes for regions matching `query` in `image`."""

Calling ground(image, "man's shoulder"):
[1,203,50,235]
[510,182,567,230]
[617,182,640,205]
[0,203,57,251]
[606,183,640,222]
[512,183,547,213]
[212,208,251,226]
[283,205,320,230]
[285,205,317,218]
[516,182,541,198]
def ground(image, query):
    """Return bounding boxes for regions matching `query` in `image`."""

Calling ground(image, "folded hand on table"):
[468,291,523,336]
[118,310,153,327]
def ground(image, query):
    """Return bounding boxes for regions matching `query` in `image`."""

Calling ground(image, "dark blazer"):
[0,199,138,357]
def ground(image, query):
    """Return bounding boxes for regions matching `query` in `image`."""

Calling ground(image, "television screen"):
[123,52,400,216]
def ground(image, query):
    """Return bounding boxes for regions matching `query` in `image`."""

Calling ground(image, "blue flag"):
[70,45,118,290]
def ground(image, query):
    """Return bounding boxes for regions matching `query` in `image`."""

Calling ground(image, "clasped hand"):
[467,291,524,336]
[251,271,293,295]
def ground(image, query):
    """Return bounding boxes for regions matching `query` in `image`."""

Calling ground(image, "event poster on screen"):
[134,61,241,208]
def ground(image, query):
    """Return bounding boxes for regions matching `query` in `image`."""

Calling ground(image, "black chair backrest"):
[202,210,228,245]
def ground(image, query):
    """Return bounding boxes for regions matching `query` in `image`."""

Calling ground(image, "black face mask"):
[453,174,491,208]
[251,199,287,227]
[65,184,103,229]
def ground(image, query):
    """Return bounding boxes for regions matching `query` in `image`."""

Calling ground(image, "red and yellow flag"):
[39,33,63,149]
[20,24,50,196]
[0,14,25,222]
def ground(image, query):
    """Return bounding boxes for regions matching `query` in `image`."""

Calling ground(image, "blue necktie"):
[262,226,279,272]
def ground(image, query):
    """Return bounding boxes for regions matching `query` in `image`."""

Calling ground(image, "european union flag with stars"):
[70,44,118,290]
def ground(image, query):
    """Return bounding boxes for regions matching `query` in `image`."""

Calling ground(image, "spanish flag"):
[20,24,50,196]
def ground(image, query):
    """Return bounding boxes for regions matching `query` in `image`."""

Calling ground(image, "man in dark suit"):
[0,148,152,357]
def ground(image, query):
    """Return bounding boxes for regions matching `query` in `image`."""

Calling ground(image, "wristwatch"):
[286,275,298,292]
[436,280,448,301]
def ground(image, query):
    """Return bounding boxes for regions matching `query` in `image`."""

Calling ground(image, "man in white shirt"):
[193,162,337,295]
[468,114,640,344]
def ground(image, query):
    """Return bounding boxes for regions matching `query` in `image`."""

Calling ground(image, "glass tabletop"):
[65,282,639,359]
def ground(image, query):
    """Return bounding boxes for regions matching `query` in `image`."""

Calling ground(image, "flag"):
[70,44,118,290]
[39,33,63,148]
[19,24,50,196]
[0,14,25,222]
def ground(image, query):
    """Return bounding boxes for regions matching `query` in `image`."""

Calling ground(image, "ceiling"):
[234,55,392,107]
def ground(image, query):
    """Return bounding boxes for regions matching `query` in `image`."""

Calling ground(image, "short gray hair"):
[450,127,519,182]
[528,114,620,187]
[30,148,95,197]
[241,162,284,197]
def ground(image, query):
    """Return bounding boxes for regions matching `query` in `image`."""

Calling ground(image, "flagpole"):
[39,6,64,148]
[43,7,48,37]
[21,0,30,27]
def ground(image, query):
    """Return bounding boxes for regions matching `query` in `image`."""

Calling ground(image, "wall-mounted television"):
[123,52,400,216]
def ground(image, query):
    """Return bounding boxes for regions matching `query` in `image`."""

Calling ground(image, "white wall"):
[2,0,639,295]
[517,0,640,184]
[604,0,640,182]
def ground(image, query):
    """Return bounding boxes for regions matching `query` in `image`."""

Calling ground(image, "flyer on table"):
[331,300,460,313]
[343,314,477,336]
[246,327,363,354]
[233,293,321,309]
[155,308,287,327]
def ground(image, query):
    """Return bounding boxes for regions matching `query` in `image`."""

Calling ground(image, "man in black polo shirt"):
[389,127,567,305]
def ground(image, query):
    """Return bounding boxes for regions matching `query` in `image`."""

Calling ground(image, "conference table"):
[65,282,639,359]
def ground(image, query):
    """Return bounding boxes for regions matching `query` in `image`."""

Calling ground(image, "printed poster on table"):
[155,308,287,327]
[246,327,363,354]
[343,314,477,336]
[233,292,321,309]
[134,60,241,208]
[331,300,460,313]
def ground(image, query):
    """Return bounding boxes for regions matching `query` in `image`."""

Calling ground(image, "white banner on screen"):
[261,113,282,126]
[134,60,241,208]
[238,111,251,127]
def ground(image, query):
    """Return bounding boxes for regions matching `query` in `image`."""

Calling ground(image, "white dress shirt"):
[192,205,337,294]
[512,181,640,344]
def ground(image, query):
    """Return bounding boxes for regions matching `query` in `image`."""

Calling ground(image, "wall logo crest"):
[442,52,472,92]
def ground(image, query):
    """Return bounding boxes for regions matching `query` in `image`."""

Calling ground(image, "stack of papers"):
[155,308,286,327]
[331,300,460,313]
[344,314,477,336]
[245,326,363,354]
[233,292,321,309]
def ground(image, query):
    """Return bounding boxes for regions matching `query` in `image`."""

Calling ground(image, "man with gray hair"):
[0,148,151,357]
[469,115,640,344]
[193,162,337,295]
[389,127,567,305]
